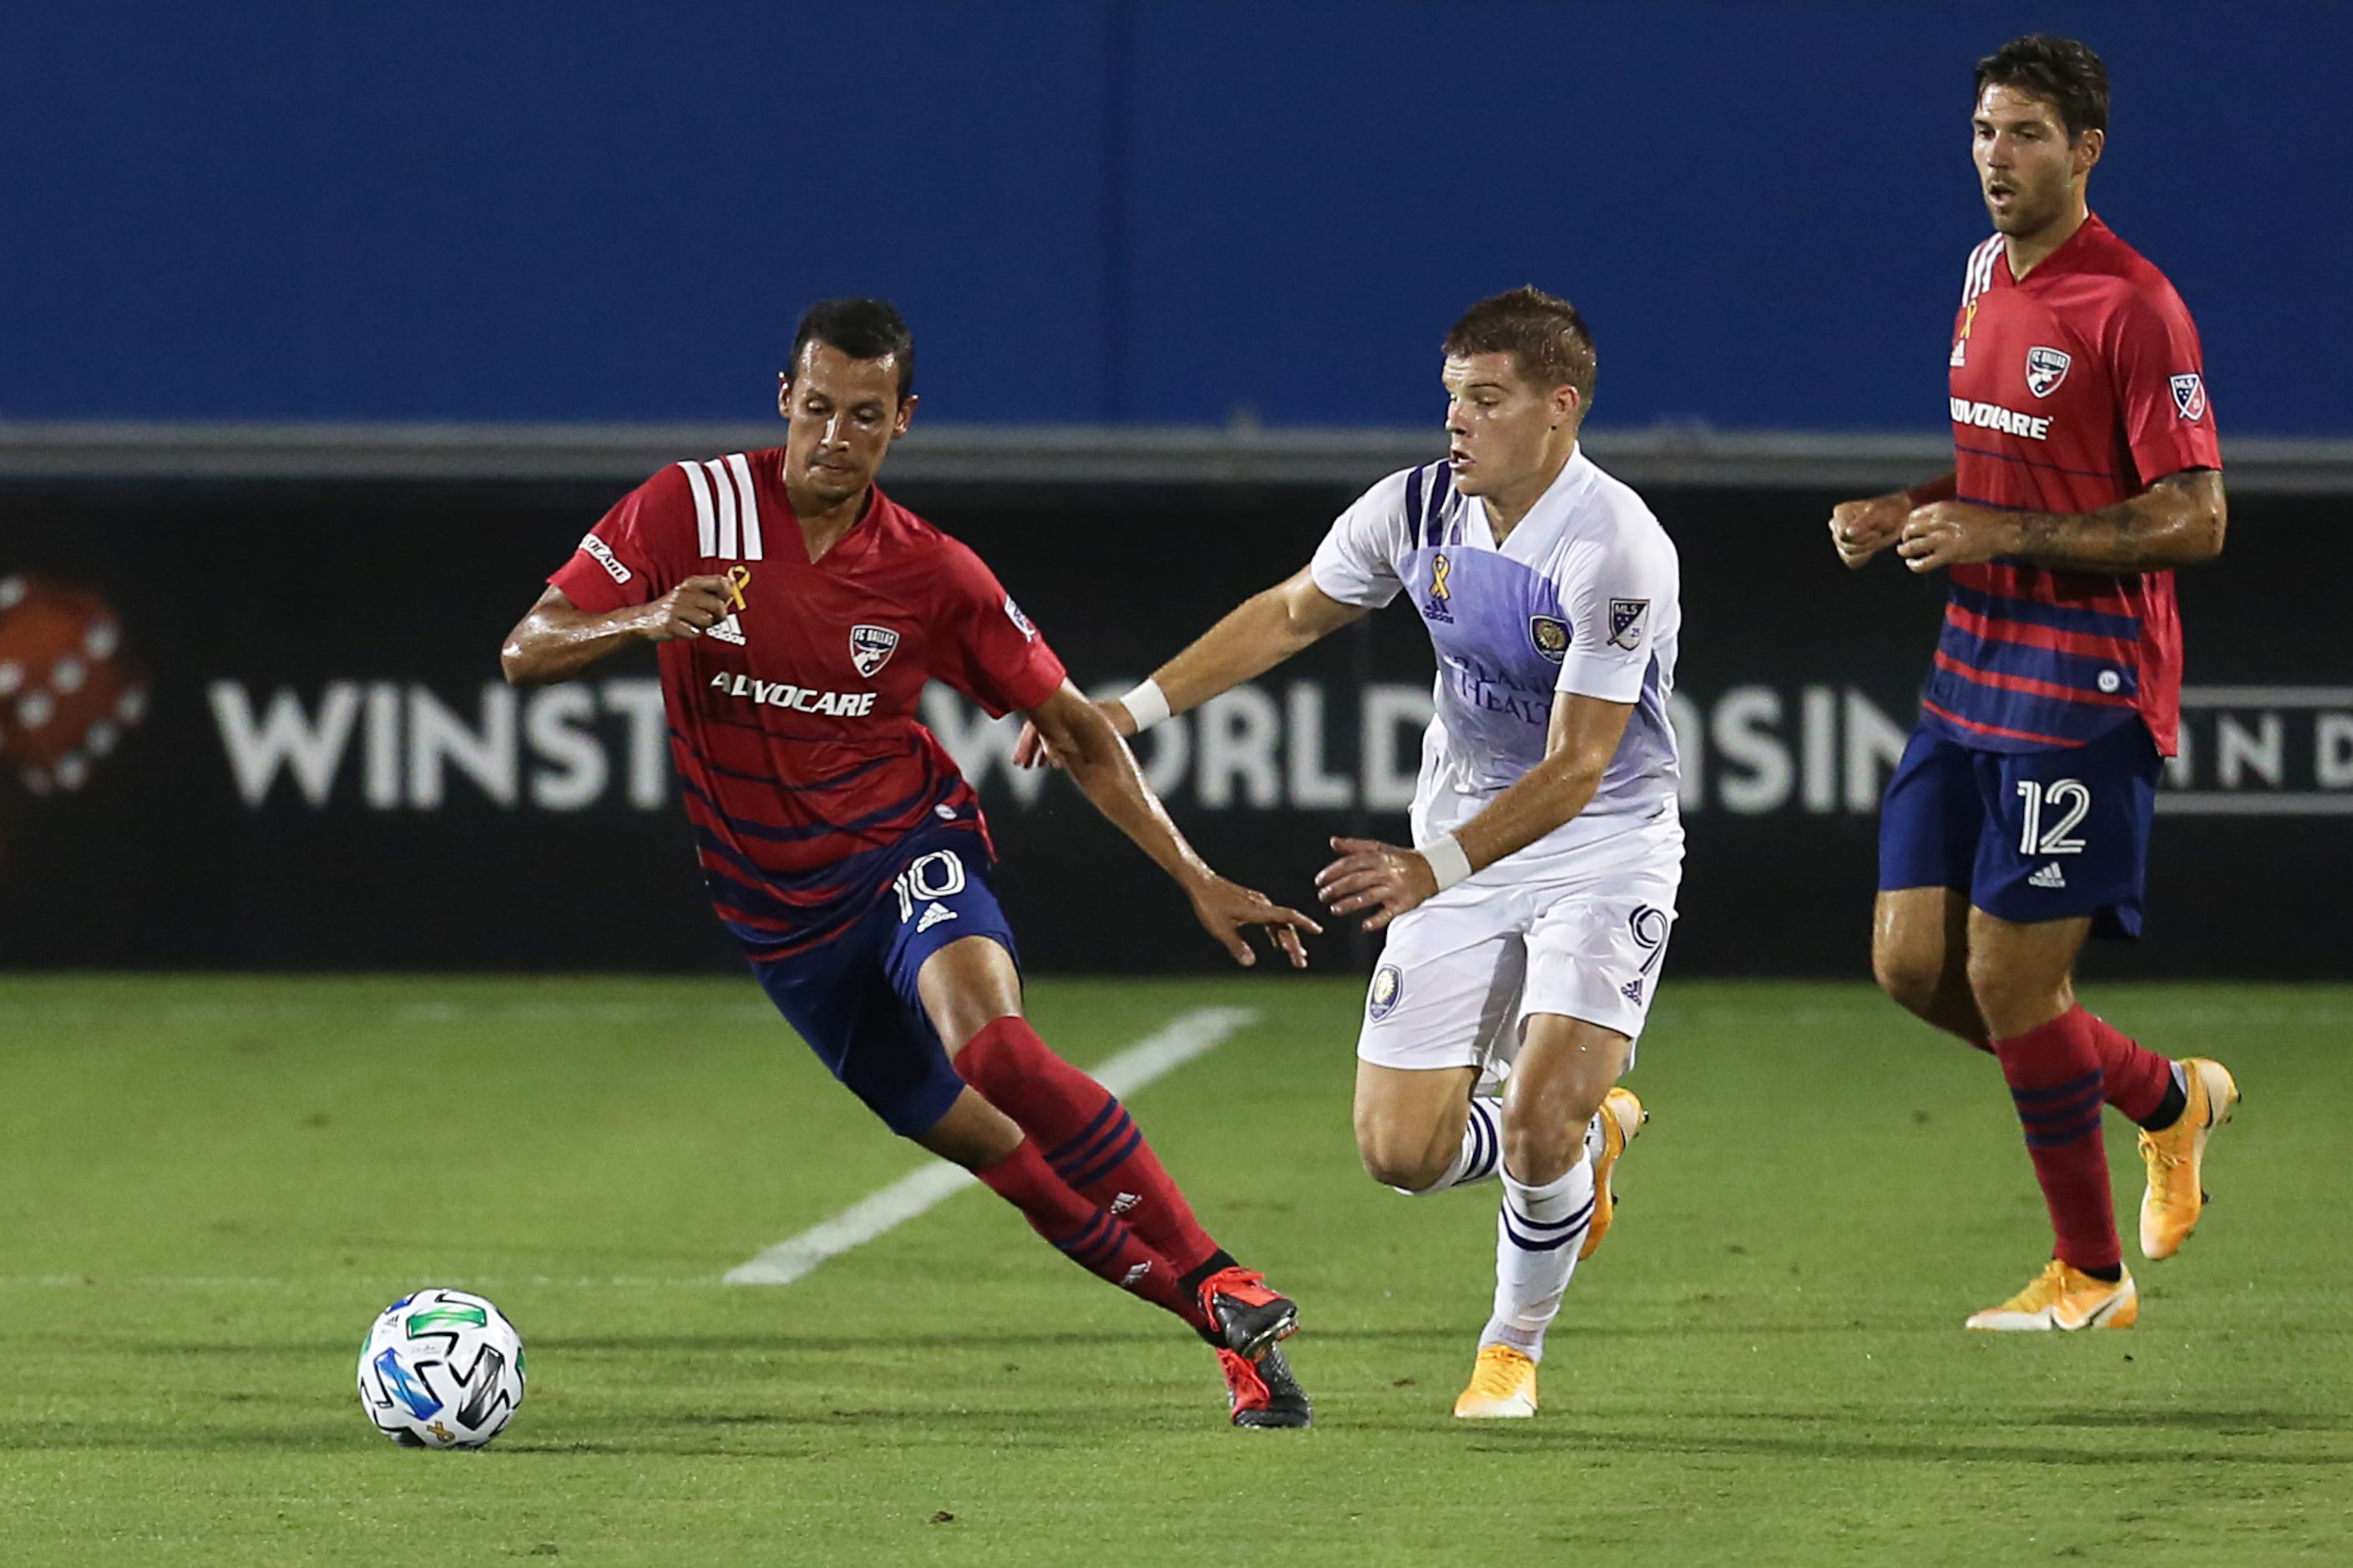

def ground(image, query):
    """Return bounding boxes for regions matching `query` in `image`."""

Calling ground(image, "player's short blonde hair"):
[1443,286,1596,409]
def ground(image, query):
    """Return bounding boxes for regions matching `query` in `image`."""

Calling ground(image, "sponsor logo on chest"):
[1950,397,2052,442]
[709,671,877,717]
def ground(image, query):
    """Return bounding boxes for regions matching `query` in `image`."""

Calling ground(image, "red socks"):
[1991,1007,2121,1275]
[972,1139,1206,1329]
[956,1016,1221,1277]
[2082,1009,2175,1124]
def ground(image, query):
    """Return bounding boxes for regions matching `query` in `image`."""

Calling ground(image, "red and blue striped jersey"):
[1929,215,2220,756]
[549,453,1065,957]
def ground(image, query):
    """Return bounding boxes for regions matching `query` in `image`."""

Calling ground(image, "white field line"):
[721,1006,1258,1287]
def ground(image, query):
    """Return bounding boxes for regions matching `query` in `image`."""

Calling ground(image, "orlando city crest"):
[2025,346,2072,397]
[1528,615,1569,664]
[1607,599,1649,651]
[848,624,900,677]
[1367,964,1404,1021]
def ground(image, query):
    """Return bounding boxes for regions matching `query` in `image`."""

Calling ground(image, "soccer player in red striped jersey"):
[501,298,1321,1424]
[1829,36,2239,1331]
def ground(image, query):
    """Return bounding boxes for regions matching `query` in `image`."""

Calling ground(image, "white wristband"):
[1419,833,1473,893]
[1118,677,1172,732]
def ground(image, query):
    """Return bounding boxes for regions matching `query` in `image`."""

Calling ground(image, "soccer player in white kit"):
[1020,287,1682,1417]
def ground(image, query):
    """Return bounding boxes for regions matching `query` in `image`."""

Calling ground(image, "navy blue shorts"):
[1878,719,2162,938]
[747,825,1017,1138]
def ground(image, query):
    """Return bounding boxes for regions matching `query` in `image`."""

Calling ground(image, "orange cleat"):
[2138,1058,2239,1261]
[1580,1086,1647,1262]
[1965,1258,2138,1331]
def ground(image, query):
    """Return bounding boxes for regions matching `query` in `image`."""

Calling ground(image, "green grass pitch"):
[1,974,2347,1565]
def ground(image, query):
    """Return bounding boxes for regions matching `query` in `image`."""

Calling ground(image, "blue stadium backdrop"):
[1,2,2344,432]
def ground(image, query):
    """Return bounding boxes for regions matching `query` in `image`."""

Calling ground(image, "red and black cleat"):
[1218,1345,1312,1429]
[1197,1266,1298,1359]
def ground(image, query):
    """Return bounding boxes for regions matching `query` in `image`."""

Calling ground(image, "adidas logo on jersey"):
[705,614,746,645]
[916,902,958,933]
[2028,862,2068,889]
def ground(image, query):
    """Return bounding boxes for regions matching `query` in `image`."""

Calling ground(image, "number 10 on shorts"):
[2015,778,2091,857]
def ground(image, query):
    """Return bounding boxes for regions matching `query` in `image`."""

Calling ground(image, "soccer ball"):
[357,1287,527,1449]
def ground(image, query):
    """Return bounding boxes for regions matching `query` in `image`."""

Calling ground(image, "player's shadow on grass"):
[0,1423,362,1453]
[534,1323,1472,1355]
[1455,1416,2353,1466]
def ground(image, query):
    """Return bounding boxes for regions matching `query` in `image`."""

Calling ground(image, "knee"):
[1500,1105,1584,1187]
[1872,943,1948,1020]
[1873,923,1948,1007]
[1963,950,2057,1041]
[1356,1128,1451,1194]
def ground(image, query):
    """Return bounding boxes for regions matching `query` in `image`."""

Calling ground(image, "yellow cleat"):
[1965,1258,2138,1331]
[1453,1343,1540,1419]
[2138,1057,2239,1261]
[1579,1087,1647,1262]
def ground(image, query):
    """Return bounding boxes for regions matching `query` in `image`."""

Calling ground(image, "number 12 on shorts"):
[2015,778,2091,857]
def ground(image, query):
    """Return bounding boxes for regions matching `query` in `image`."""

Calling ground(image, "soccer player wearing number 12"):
[501,299,1323,1425]
[1829,37,2237,1331]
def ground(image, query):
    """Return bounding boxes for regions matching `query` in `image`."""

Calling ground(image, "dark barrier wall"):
[3,2,2345,432]
[3,473,2345,976]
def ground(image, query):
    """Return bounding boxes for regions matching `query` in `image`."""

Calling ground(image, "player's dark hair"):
[790,297,917,401]
[1442,286,1597,410]
[1975,34,2109,143]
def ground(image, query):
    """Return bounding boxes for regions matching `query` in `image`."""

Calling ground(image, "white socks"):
[1403,1099,1607,1197]
[1401,1097,1505,1195]
[1480,1156,1596,1360]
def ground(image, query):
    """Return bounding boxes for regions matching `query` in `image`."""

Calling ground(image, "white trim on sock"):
[1482,1160,1596,1362]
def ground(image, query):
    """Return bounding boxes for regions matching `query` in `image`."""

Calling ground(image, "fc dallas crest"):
[848,624,900,677]
[2025,346,2072,397]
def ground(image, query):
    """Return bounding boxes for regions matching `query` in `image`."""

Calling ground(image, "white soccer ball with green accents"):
[357,1287,527,1448]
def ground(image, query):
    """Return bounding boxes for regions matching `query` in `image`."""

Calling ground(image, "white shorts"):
[1356,812,1682,1080]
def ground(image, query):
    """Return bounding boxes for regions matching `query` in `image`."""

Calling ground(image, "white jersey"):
[1310,447,1682,868]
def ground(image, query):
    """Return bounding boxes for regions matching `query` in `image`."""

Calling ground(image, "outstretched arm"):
[1131,566,1368,725]
[1014,566,1364,763]
[1897,468,2226,575]
[500,579,736,686]
[1022,680,1323,967]
[1316,691,1635,933]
